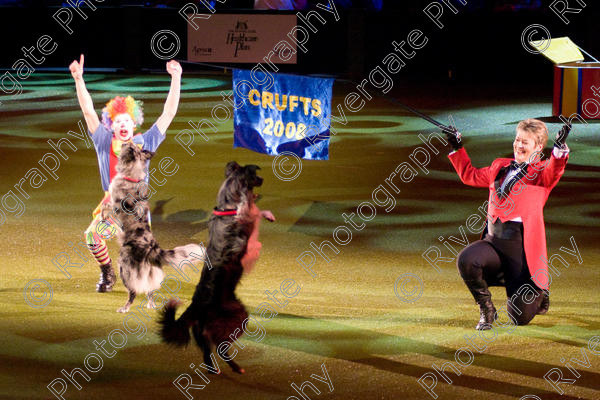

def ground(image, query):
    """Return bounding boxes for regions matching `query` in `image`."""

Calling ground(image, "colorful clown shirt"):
[91,123,165,191]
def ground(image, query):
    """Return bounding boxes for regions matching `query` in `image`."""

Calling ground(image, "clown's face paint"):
[113,113,135,141]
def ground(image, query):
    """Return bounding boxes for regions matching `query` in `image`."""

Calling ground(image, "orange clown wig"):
[101,96,144,132]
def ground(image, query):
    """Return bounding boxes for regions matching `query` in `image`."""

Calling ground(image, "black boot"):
[537,291,549,315]
[464,279,497,330]
[96,262,116,292]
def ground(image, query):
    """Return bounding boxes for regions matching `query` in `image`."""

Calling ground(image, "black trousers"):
[457,220,545,325]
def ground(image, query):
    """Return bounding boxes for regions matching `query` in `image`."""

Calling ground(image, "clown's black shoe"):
[96,263,116,293]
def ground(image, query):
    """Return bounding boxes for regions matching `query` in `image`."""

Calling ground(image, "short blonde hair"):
[516,118,548,148]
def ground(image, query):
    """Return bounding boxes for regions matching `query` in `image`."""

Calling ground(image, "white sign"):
[187,14,298,64]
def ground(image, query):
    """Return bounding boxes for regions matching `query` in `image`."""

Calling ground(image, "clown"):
[69,54,182,292]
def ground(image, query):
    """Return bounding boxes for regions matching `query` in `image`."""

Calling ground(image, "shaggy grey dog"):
[159,161,274,374]
[102,143,205,313]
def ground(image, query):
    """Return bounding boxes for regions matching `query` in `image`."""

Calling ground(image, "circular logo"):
[150,30,181,60]
[23,279,53,308]
[272,151,303,182]
[394,273,424,303]
[521,24,552,55]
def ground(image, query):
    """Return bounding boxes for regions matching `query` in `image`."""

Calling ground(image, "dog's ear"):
[225,161,241,177]
[243,165,256,179]
[246,164,260,173]
[142,149,155,161]
[120,143,136,163]
[243,165,263,189]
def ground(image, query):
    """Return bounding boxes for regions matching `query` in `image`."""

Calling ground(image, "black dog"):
[159,161,275,374]
[103,143,205,313]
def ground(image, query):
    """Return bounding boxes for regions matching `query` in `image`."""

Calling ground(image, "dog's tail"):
[151,243,206,270]
[156,244,206,346]
[158,299,195,346]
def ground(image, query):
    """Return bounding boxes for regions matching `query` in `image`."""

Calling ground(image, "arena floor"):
[0,73,599,400]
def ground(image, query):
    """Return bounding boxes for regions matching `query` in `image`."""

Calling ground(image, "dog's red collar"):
[123,176,140,183]
[213,209,237,216]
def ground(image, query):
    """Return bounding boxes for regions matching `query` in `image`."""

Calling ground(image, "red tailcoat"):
[448,148,568,290]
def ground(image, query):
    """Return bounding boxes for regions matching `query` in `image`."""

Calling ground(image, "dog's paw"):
[261,210,276,222]
[117,306,130,313]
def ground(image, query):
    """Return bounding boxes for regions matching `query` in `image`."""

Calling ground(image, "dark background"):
[0,0,597,86]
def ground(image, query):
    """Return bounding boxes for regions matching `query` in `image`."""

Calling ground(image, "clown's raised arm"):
[69,54,100,134]
[155,60,182,135]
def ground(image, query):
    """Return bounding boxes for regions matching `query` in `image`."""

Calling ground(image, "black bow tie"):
[510,161,527,171]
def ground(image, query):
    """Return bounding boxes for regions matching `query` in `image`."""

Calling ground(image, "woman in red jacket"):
[444,119,570,330]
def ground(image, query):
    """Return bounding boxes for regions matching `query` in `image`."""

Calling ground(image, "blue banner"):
[233,69,334,160]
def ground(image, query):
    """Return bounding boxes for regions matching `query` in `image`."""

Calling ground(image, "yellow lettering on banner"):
[311,99,322,117]
[262,120,312,141]
[263,118,274,135]
[299,96,311,116]
[262,91,275,110]
[285,122,296,139]
[296,123,307,140]
[248,89,261,106]
[289,95,299,112]
[274,94,288,111]
[249,90,324,116]
[274,120,284,137]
